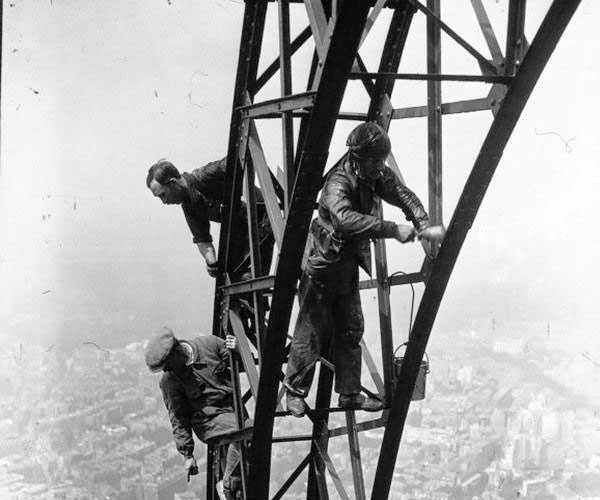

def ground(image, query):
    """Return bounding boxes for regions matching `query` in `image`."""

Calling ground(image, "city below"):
[1,321,599,500]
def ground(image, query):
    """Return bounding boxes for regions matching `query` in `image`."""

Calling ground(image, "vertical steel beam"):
[242,155,267,358]
[229,352,249,500]
[219,0,268,275]
[371,228,393,404]
[278,0,295,212]
[367,0,415,120]
[212,0,268,334]
[247,5,371,499]
[427,0,443,236]
[206,444,216,500]
[306,364,334,500]
[210,0,267,495]
[220,281,250,500]
[366,1,415,405]
[371,2,582,498]
[505,0,527,75]
[345,410,367,500]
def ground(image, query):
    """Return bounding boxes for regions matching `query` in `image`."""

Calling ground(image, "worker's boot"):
[286,392,306,418]
[338,393,383,412]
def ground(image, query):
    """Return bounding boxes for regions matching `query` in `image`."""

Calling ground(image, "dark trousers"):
[284,258,364,396]
[202,414,250,491]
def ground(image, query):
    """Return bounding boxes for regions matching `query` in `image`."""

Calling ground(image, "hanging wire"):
[389,270,415,339]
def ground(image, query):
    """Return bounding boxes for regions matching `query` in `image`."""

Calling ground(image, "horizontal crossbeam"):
[220,275,275,296]
[349,71,512,83]
[242,97,493,121]
[392,97,491,119]
[359,271,424,290]
[238,91,316,118]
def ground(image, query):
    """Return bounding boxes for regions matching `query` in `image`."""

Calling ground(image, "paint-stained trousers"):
[284,257,364,396]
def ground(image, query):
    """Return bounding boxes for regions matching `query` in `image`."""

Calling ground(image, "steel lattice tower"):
[206,1,582,499]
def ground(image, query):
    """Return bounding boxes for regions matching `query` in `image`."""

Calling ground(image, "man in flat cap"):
[145,327,243,500]
[284,122,430,417]
[146,157,274,281]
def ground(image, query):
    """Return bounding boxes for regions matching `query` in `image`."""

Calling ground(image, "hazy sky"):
[1,1,599,353]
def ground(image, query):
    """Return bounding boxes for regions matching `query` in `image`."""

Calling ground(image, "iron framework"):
[206,1,581,499]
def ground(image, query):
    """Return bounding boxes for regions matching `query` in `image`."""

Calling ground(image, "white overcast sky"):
[1,0,599,352]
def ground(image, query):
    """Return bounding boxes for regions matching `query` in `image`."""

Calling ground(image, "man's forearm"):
[170,422,195,458]
[196,242,217,264]
[380,169,429,230]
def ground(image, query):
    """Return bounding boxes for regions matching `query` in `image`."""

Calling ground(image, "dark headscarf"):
[346,122,391,160]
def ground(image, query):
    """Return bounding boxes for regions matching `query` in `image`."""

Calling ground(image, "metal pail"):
[393,343,430,401]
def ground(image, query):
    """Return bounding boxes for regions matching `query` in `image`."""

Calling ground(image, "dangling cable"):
[389,270,415,339]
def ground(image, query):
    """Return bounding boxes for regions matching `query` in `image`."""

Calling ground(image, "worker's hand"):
[393,224,417,243]
[418,225,446,243]
[206,261,219,278]
[185,457,198,482]
[225,335,237,351]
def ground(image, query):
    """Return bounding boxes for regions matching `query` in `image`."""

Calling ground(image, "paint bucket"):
[393,342,430,401]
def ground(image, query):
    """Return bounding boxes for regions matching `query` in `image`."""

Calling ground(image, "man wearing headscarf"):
[284,122,430,417]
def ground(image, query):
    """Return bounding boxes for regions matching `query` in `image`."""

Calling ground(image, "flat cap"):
[145,327,177,372]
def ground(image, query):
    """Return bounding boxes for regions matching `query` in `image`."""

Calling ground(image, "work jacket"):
[306,156,429,276]
[182,157,273,277]
[181,157,248,245]
[159,335,235,458]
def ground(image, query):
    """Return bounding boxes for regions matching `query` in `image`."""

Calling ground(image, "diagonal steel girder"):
[367,0,416,120]
[247,3,372,499]
[370,1,582,499]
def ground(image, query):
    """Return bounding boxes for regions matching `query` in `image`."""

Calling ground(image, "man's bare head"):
[147,160,187,205]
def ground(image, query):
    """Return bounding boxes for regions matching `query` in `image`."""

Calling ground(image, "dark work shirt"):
[181,157,248,244]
